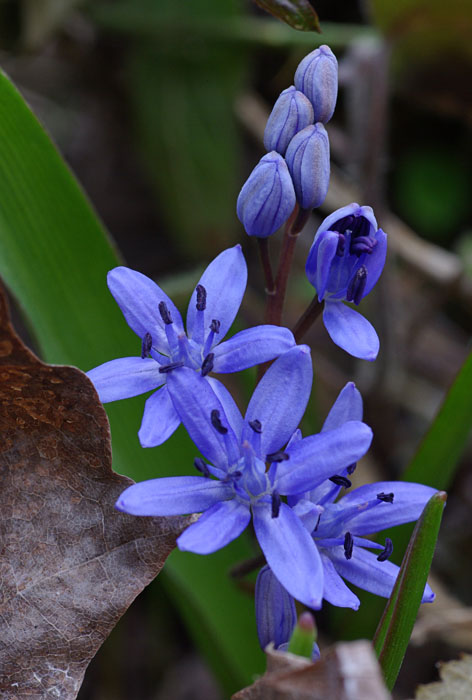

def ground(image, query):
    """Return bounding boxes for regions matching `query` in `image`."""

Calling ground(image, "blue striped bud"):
[264,86,314,156]
[237,151,296,238]
[285,123,330,210]
[294,45,338,124]
[255,565,297,651]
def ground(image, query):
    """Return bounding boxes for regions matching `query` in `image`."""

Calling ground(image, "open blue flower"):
[87,245,295,447]
[288,381,436,609]
[305,203,387,360]
[116,346,373,609]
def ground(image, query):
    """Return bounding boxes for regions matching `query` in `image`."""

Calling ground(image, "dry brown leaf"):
[232,640,391,700]
[414,654,472,699]
[0,286,188,698]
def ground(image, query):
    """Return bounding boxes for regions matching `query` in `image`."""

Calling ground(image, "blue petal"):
[253,502,324,609]
[305,229,338,298]
[320,552,360,609]
[275,421,373,495]
[138,385,181,447]
[177,499,250,554]
[207,377,244,440]
[322,381,363,431]
[255,565,297,650]
[323,301,379,361]
[326,545,435,603]
[292,499,324,532]
[242,345,312,458]
[87,357,164,402]
[115,476,233,516]
[363,228,387,297]
[186,245,247,346]
[166,367,240,469]
[107,267,184,354]
[212,326,295,373]
[339,481,438,535]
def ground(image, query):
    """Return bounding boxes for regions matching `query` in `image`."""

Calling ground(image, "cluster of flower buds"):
[237,45,338,238]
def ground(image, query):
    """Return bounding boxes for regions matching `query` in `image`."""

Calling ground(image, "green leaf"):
[0,68,262,693]
[251,0,321,32]
[403,350,472,491]
[373,491,447,691]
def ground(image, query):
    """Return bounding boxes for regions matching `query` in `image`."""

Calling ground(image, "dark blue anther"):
[377,492,394,503]
[196,284,207,311]
[266,450,289,463]
[210,409,228,435]
[158,361,184,374]
[329,475,351,489]
[346,266,367,305]
[347,463,357,475]
[350,236,377,256]
[333,215,354,234]
[194,457,210,478]
[271,491,281,519]
[249,419,262,434]
[377,538,393,562]
[336,233,346,256]
[201,353,214,377]
[141,332,152,359]
[344,531,354,560]
[209,319,221,333]
[159,301,173,325]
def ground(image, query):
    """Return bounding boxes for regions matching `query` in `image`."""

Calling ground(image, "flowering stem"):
[292,295,324,342]
[257,238,275,296]
[266,206,310,326]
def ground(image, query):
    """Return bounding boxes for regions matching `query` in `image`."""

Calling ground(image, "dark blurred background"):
[1,0,471,697]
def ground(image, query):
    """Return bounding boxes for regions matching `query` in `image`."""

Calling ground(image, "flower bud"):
[237,152,296,238]
[285,124,330,210]
[255,565,297,650]
[294,45,338,123]
[264,86,314,156]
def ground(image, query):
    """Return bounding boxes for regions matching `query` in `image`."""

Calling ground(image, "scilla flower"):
[87,246,295,447]
[305,203,387,360]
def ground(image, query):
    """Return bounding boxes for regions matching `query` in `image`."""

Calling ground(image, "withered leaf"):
[232,640,391,699]
[0,286,188,698]
[415,654,472,700]
[251,0,321,33]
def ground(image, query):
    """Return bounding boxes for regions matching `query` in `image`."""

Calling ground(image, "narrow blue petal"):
[138,385,181,447]
[87,357,164,402]
[255,565,297,650]
[253,502,324,609]
[327,546,435,603]
[242,345,312,458]
[107,266,184,353]
[207,377,244,440]
[320,553,360,609]
[292,499,323,532]
[177,499,250,554]
[115,476,232,516]
[323,301,379,361]
[339,481,438,535]
[212,326,295,373]
[363,228,387,297]
[322,381,363,432]
[275,421,373,495]
[186,246,247,345]
[166,367,240,468]
[305,229,338,298]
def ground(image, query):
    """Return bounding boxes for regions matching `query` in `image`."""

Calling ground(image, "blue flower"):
[87,246,295,447]
[285,124,330,211]
[237,152,296,238]
[115,346,373,609]
[287,382,436,609]
[305,203,387,360]
[294,45,338,124]
[264,86,314,156]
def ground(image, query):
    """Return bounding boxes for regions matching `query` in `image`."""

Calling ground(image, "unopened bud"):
[264,86,314,156]
[294,45,338,123]
[255,565,297,651]
[237,152,296,238]
[285,124,330,210]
